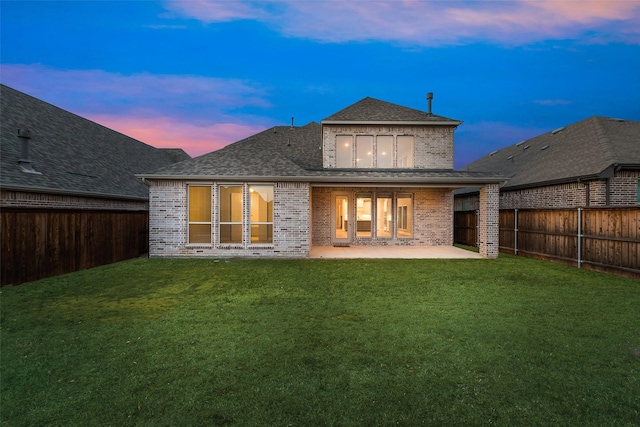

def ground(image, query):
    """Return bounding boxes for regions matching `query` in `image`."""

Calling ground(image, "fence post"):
[514,208,518,256]
[475,210,479,248]
[577,208,582,269]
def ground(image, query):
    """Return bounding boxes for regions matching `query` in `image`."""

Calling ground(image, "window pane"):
[189,186,211,222]
[220,186,243,222]
[397,136,414,168]
[189,224,211,244]
[376,196,392,238]
[376,136,393,168]
[356,195,372,237]
[397,194,413,237]
[336,136,352,168]
[250,186,273,222]
[220,224,243,244]
[356,136,373,168]
[251,224,273,244]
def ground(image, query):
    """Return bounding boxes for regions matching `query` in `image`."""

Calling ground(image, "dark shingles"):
[322,97,460,123]
[461,116,640,189]
[1,84,189,199]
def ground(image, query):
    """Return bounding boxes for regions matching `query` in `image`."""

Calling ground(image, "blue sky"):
[2,0,639,168]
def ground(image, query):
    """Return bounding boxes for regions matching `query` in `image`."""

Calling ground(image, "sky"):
[1,1,640,168]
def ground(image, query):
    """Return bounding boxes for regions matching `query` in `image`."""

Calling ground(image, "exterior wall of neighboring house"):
[0,189,148,211]
[322,125,454,169]
[455,170,640,211]
[148,180,311,258]
[311,186,453,247]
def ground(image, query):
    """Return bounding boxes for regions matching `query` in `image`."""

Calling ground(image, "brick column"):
[478,183,499,258]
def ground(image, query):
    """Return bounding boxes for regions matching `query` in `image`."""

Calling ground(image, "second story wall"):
[322,124,455,169]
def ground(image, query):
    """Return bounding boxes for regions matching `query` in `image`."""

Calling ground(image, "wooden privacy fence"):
[455,207,640,279]
[1,208,149,286]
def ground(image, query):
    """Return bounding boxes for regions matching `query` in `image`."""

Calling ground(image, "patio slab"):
[309,245,482,259]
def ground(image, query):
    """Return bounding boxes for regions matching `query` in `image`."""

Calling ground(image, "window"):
[376,195,392,238]
[637,180,640,204]
[355,136,373,168]
[396,194,413,237]
[397,136,414,168]
[219,185,243,244]
[188,186,212,244]
[250,185,273,244]
[376,136,393,168]
[356,194,372,237]
[336,136,352,168]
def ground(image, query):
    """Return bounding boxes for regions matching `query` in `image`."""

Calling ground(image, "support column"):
[479,184,499,258]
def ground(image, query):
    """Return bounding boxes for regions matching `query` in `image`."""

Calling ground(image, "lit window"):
[397,194,413,237]
[356,136,373,168]
[637,181,640,204]
[336,136,352,168]
[376,136,393,168]
[397,136,414,168]
[376,195,392,238]
[356,194,372,237]
[250,186,273,244]
[219,185,243,244]
[188,186,212,244]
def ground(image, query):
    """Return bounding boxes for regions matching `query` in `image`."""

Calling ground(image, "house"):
[0,84,190,284]
[140,95,505,259]
[455,116,640,210]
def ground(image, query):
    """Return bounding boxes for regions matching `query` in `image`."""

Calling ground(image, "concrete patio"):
[309,245,482,259]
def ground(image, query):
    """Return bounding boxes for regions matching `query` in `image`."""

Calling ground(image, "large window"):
[250,185,273,244]
[188,186,212,243]
[396,194,413,237]
[397,136,414,168]
[356,194,372,237]
[376,195,392,238]
[336,136,352,168]
[376,136,393,168]
[356,136,373,168]
[219,185,243,244]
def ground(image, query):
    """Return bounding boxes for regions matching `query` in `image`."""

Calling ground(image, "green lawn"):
[1,255,639,426]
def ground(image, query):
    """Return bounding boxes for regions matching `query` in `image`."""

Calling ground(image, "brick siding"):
[478,184,499,258]
[322,125,454,169]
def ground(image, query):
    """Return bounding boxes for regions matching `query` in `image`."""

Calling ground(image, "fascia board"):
[321,120,462,126]
[0,184,149,201]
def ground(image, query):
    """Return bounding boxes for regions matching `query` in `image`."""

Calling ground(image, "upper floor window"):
[336,135,414,168]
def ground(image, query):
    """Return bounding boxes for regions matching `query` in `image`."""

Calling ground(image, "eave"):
[321,120,462,126]
[0,184,149,201]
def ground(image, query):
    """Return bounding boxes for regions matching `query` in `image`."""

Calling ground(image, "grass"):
[1,255,639,426]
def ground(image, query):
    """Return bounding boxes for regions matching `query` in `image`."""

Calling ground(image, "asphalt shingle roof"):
[322,97,461,123]
[461,116,640,190]
[1,84,190,200]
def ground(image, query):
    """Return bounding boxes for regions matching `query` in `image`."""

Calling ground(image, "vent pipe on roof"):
[291,116,294,129]
[17,129,41,174]
[426,92,434,116]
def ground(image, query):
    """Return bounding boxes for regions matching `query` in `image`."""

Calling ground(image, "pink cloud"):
[163,0,640,45]
[88,114,266,158]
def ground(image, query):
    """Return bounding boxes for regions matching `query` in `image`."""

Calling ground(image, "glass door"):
[332,192,351,244]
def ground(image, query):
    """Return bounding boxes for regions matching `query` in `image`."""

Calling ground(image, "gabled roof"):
[1,84,190,200]
[322,97,461,125]
[461,116,640,190]
[143,104,503,187]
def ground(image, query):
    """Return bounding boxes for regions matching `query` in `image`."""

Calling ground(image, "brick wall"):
[455,171,640,211]
[0,189,148,211]
[311,186,453,247]
[322,125,454,169]
[148,180,310,258]
[478,184,499,258]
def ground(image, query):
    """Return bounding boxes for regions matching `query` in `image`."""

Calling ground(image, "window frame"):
[187,184,213,245]
[249,185,274,245]
[218,184,244,245]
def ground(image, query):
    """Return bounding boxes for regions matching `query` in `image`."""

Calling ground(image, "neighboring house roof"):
[141,99,503,187]
[322,97,461,125]
[460,116,640,191]
[1,84,190,200]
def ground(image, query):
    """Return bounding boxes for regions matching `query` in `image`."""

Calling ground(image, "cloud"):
[0,63,271,121]
[533,99,573,106]
[87,114,265,157]
[162,0,640,46]
[0,64,273,156]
